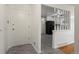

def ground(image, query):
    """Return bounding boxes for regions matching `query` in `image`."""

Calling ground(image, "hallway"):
[7,34,75,54]
[0,4,75,54]
[41,34,64,54]
[7,34,63,54]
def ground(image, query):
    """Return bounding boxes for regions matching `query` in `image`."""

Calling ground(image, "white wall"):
[53,30,74,48]
[45,4,75,48]
[5,5,32,51]
[0,4,42,54]
[31,4,41,53]
[41,18,46,34]
[75,5,79,53]
[3,4,41,53]
[4,4,41,53]
[0,5,5,53]
[0,4,74,53]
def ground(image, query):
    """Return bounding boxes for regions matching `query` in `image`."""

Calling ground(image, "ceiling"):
[41,4,79,18]
[41,5,54,18]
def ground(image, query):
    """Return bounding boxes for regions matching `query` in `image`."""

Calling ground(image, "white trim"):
[32,43,41,54]
[53,40,74,49]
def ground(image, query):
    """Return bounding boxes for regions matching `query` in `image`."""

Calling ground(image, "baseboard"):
[0,49,5,54]
[32,43,41,54]
[6,42,32,53]
[53,41,75,49]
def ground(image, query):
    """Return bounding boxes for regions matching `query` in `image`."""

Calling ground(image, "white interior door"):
[13,5,31,45]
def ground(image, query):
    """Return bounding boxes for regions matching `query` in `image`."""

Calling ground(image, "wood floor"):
[59,44,75,54]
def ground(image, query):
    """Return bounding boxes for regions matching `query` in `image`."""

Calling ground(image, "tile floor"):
[41,34,64,54]
[7,34,74,54]
[7,44,37,54]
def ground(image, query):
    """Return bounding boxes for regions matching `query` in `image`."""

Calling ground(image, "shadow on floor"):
[7,44,37,54]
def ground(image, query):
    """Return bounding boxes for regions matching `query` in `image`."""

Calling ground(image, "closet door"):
[11,5,31,46]
[13,5,30,45]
